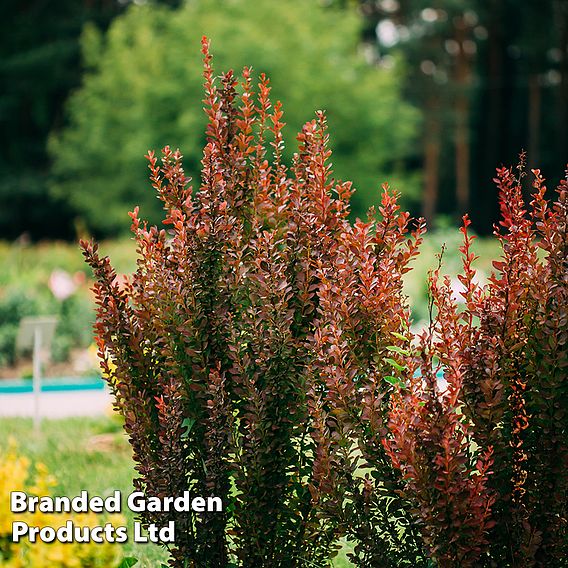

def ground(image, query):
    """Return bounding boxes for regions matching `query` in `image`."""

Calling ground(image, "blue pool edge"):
[0,376,105,394]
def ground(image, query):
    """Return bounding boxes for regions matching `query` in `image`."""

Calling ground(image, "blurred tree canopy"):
[0,0,127,240]
[49,0,420,236]
[3,0,565,240]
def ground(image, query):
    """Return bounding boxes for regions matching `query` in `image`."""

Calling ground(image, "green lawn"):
[1,416,355,567]
[403,227,501,323]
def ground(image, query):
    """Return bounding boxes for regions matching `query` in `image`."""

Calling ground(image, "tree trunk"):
[555,0,568,165]
[527,73,542,168]
[454,16,473,216]
[422,101,441,224]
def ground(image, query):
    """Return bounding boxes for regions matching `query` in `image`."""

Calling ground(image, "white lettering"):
[71,491,88,512]
[207,496,223,512]
[39,526,56,542]
[115,525,128,543]
[91,526,103,544]
[105,491,121,512]
[174,492,189,511]
[128,492,146,512]
[192,497,205,512]
[10,492,28,513]
[90,496,103,513]
[159,521,175,543]
[12,521,29,542]
[133,521,148,542]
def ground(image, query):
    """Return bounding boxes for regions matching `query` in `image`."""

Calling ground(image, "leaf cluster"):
[83,42,567,568]
[385,159,568,567]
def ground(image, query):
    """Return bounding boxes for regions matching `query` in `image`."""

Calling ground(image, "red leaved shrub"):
[82,37,567,568]
[81,39,423,567]
[384,161,567,567]
[306,191,429,566]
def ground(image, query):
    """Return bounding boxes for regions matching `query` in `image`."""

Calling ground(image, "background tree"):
[50,0,420,236]
[0,0,126,240]
[4,0,565,240]
[356,0,568,233]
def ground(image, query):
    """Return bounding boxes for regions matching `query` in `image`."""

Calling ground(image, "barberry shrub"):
[82,37,567,567]
[305,192,430,567]
[384,162,567,567]
[81,39,423,567]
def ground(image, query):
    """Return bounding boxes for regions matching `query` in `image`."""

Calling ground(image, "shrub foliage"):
[384,161,567,567]
[0,443,123,567]
[83,41,567,567]
[82,38,413,566]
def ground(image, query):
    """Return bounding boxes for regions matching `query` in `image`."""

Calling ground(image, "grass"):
[403,227,500,323]
[1,415,355,567]
[2,416,168,567]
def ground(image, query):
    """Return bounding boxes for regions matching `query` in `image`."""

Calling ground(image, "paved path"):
[0,389,112,418]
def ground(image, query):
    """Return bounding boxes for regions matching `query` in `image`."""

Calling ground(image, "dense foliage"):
[82,38,423,566]
[84,42,567,567]
[53,0,419,236]
[385,163,568,566]
[3,1,567,240]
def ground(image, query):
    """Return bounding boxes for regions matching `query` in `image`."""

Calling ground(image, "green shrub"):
[0,290,42,367]
[51,0,419,235]
[50,294,94,364]
[0,287,93,369]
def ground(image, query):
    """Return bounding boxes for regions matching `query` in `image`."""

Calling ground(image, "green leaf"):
[384,376,405,388]
[390,331,410,342]
[385,357,405,371]
[117,558,138,568]
[181,418,196,440]
[385,345,410,356]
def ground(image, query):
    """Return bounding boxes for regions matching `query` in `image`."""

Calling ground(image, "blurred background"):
[2,0,567,241]
[1,0,567,372]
